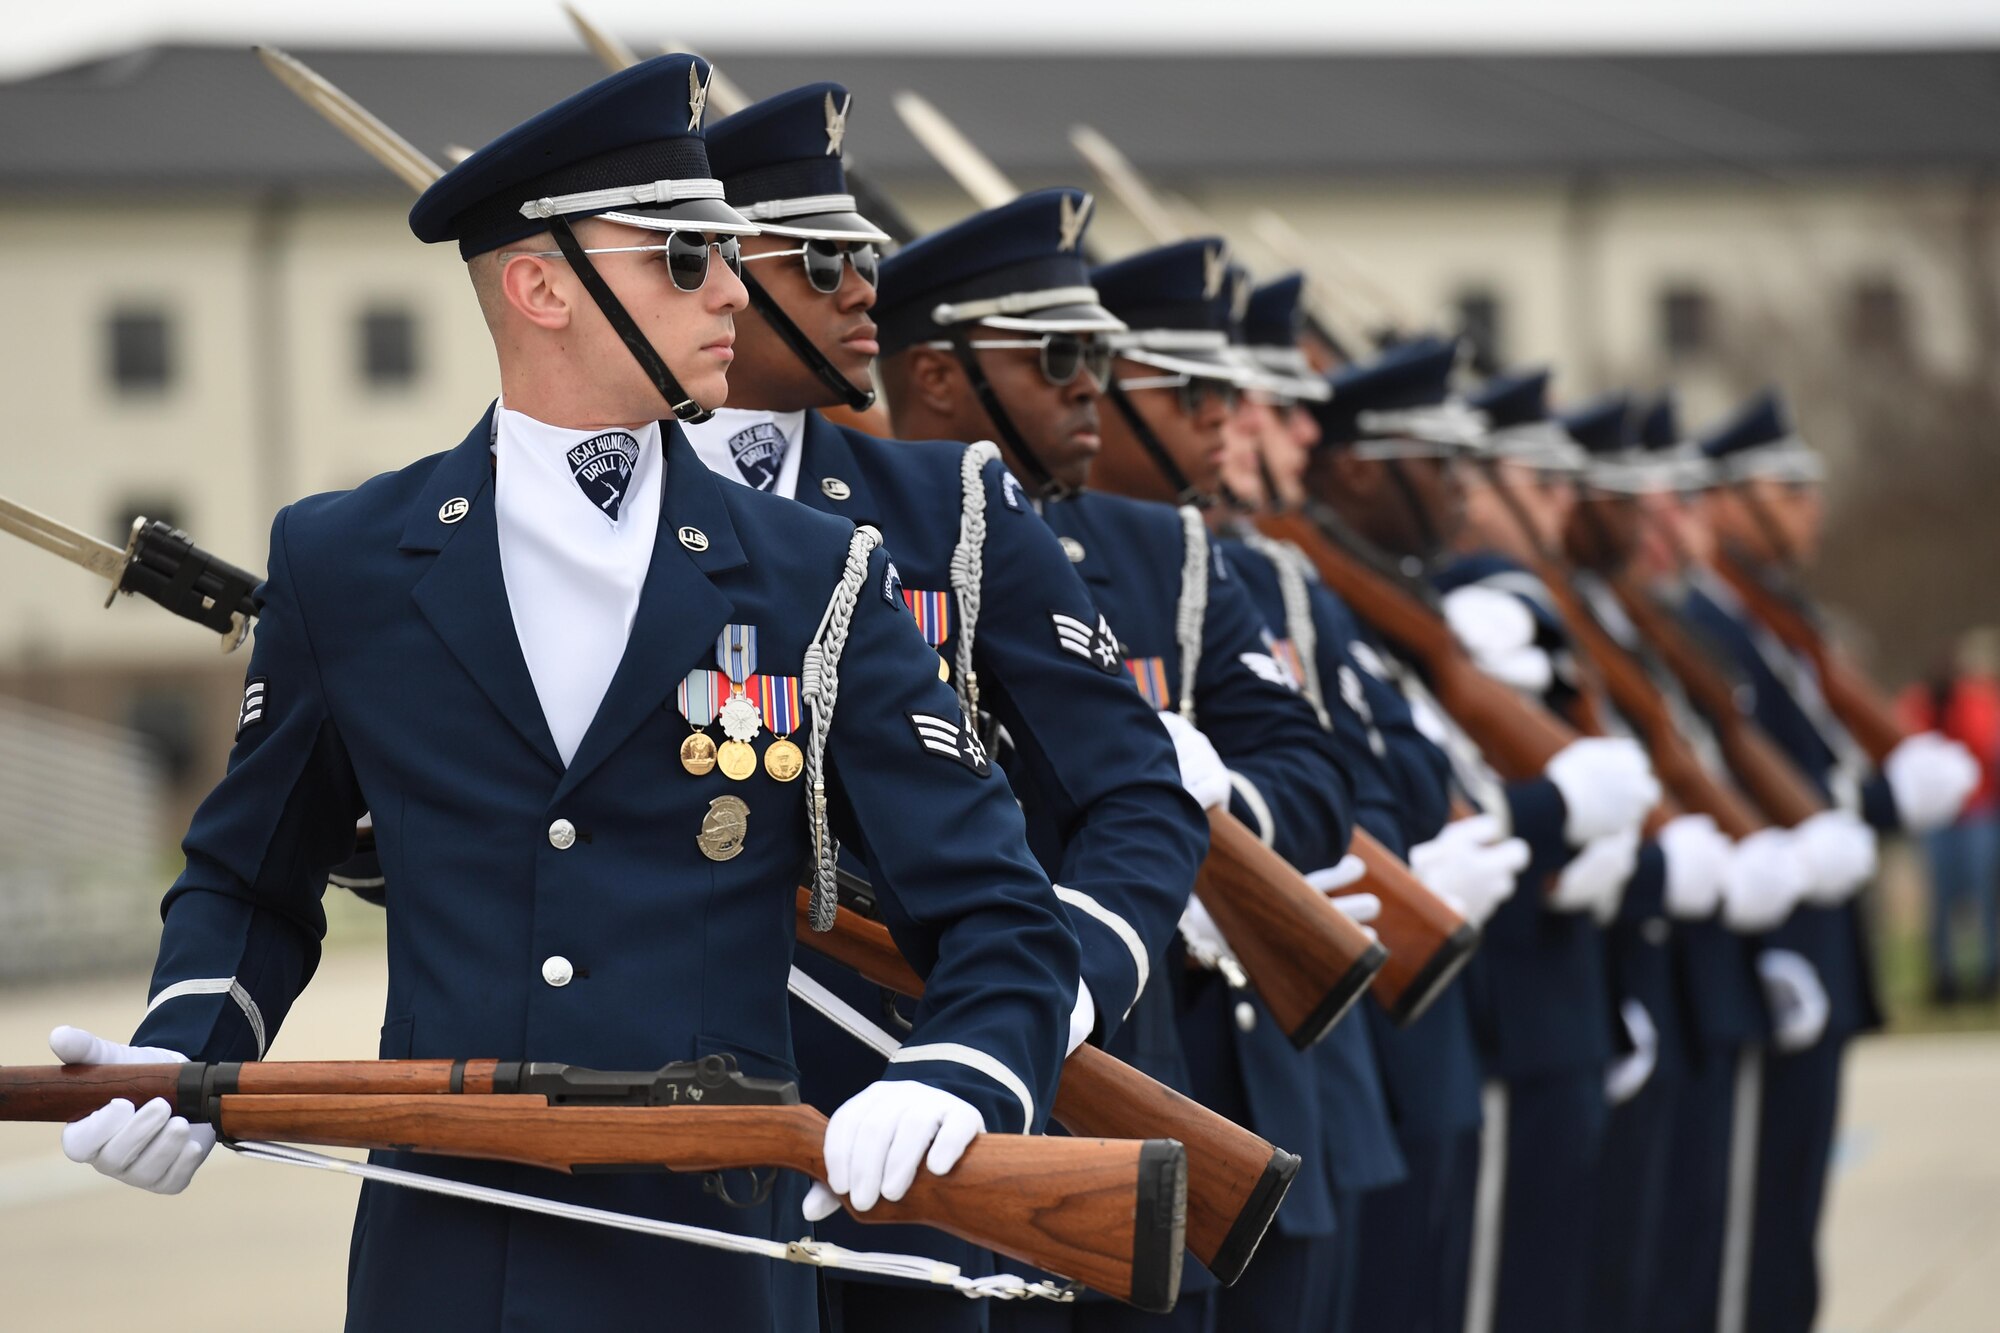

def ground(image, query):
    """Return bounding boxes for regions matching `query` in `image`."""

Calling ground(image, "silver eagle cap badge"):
[1058,192,1093,253]
[824,91,852,156]
[688,63,712,131]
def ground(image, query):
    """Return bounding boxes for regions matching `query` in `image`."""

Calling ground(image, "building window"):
[1453,287,1504,375]
[1659,284,1713,361]
[359,306,418,388]
[106,307,173,393]
[1847,276,1908,359]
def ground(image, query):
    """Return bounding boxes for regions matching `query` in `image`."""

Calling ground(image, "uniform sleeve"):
[131,507,364,1061]
[1483,777,1575,946]
[973,462,1207,1038]
[1616,840,1668,925]
[1316,593,1455,852]
[1194,545,1356,873]
[824,544,1079,1133]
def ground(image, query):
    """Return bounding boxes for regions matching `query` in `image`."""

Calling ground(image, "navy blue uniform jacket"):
[131,409,1079,1333]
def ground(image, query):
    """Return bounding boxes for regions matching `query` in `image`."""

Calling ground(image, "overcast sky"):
[10,0,2000,77]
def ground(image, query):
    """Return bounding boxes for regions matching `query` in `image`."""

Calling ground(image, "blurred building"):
[1,43,1998,829]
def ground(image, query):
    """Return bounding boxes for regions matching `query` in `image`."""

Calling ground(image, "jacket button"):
[548,819,576,850]
[1235,1001,1257,1032]
[542,955,574,987]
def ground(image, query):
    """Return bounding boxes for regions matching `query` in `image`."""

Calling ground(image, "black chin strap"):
[550,217,712,424]
[945,331,1071,501]
[741,272,876,413]
[1105,381,1209,509]
[1383,456,1443,563]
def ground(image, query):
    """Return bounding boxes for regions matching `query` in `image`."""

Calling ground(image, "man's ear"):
[903,345,965,417]
[500,254,573,332]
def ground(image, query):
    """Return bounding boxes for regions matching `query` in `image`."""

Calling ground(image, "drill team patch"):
[725,421,786,491]
[566,431,641,521]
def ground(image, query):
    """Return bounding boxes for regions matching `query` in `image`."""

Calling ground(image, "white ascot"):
[682,407,806,499]
[493,404,664,766]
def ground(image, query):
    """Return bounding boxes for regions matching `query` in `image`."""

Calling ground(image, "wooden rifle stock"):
[1526,559,1767,841]
[0,1060,1186,1311]
[796,887,1299,1285]
[1255,511,1580,781]
[1195,808,1387,1049]
[1604,573,1827,828]
[1709,552,1905,763]
[1347,828,1478,1026]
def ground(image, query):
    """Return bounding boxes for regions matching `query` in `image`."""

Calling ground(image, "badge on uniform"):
[908,710,990,777]
[1001,472,1026,512]
[698,795,748,861]
[676,625,803,784]
[1242,631,1299,691]
[1050,611,1121,675]
[1124,656,1172,711]
[902,589,953,681]
[566,430,641,520]
[882,559,903,608]
[725,420,786,491]
[715,624,762,780]
[1270,637,1308,689]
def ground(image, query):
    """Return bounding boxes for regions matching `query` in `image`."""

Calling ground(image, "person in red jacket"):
[1899,628,2000,1002]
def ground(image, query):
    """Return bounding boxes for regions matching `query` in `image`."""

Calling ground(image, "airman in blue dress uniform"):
[51,55,1080,1333]
[691,86,1209,1333]
[874,202,1360,1333]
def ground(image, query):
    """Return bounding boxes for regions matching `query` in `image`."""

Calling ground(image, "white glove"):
[1067,981,1097,1056]
[51,1026,214,1195]
[1758,949,1830,1053]
[1547,737,1661,846]
[1305,855,1379,931]
[1178,894,1233,970]
[1442,585,1554,694]
[1659,814,1733,920]
[803,1079,984,1221]
[1885,732,1982,834]
[1720,828,1813,933]
[1550,831,1640,922]
[1792,809,1878,905]
[1605,1000,1660,1106]
[1157,709,1232,810]
[1410,814,1530,929]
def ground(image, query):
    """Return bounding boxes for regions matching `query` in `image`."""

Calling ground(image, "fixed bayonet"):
[0,496,260,648]
[255,46,444,190]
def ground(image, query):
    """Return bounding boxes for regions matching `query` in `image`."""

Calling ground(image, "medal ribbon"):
[677,669,723,725]
[717,624,759,686]
[899,590,951,649]
[1125,657,1171,710]
[761,674,801,738]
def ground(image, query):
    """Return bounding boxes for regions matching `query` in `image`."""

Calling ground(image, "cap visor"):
[978,300,1127,335]
[599,196,762,237]
[748,209,893,245]
[1118,344,1243,382]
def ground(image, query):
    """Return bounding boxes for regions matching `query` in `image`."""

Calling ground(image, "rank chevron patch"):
[908,711,991,776]
[1051,611,1122,675]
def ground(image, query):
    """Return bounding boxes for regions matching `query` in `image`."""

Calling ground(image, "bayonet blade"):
[0,494,127,585]
[892,91,1018,210]
[1068,124,1184,246]
[256,46,444,191]
[562,3,642,74]
[659,42,750,117]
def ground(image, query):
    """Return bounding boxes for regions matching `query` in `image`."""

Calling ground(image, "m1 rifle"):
[0,1054,1187,1311]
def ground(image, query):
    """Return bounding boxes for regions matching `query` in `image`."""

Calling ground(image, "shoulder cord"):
[949,442,1001,722]
[225,1140,1070,1302]
[1240,535,1330,730]
[801,524,882,931]
[1173,506,1209,725]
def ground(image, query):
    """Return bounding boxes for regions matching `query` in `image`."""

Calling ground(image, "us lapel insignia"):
[698,795,749,861]
[1059,536,1086,563]
[824,91,852,156]
[688,64,712,131]
[821,476,852,500]
[1202,244,1228,301]
[437,497,469,524]
[1058,192,1093,253]
[678,525,710,551]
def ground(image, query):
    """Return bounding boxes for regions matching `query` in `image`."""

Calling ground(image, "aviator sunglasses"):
[509,231,744,294]
[742,239,881,295]
[925,332,1115,390]
[1116,371,1243,416]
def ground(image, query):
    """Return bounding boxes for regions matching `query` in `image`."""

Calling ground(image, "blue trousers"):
[1925,813,2000,987]
[1211,1189,1363,1333]
[1647,1044,1748,1333]
[1745,1036,1846,1333]
[1586,1051,1683,1331]
[822,1278,987,1333]
[1351,1127,1479,1333]
[1482,1072,1609,1333]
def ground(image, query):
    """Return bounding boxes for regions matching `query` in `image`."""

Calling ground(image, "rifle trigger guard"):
[877,988,915,1034]
[703,1166,778,1209]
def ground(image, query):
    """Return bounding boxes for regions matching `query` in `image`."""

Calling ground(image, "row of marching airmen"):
[39,51,1981,1333]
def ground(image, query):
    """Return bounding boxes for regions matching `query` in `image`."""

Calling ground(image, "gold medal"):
[717,738,758,781]
[937,654,950,682]
[680,731,717,776]
[698,795,749,862]
[764,737,804,782]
